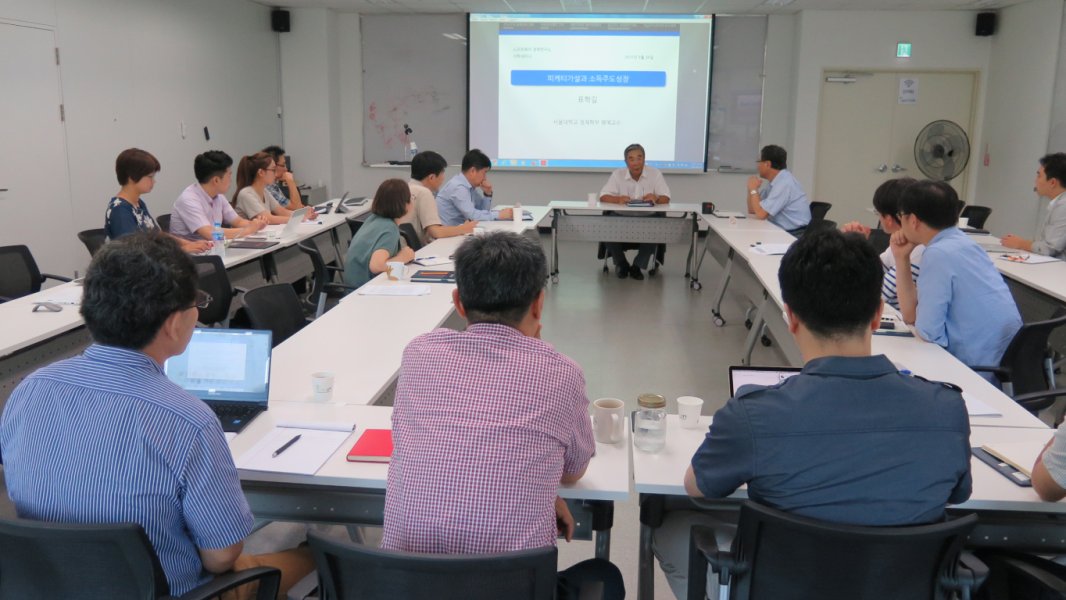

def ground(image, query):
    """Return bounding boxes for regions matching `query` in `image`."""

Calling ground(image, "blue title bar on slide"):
[510,70,666,87]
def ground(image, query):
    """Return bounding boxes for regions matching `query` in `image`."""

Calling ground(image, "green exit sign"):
[897,42,912,58]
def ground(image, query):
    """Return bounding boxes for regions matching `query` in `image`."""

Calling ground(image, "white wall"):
[974,0,1064,237]
[53,0,283,239]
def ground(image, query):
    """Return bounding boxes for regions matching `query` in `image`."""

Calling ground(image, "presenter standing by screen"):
[436,149,513,225]
[599,143,670,280]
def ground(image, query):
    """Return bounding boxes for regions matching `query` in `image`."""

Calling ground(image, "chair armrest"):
[41,273,73,283]
[577,579,605,600]
[688,525,745,599]
[969,364,1010,380]
[326,264,344,274]
[938,552,988,600]
[174,566,281,600]
[1013,389,1066,413]
[233,287,249,295]
[324,282,359,295]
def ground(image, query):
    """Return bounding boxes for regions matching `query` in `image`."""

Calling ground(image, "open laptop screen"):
[728,366,802,397]
[164,328,272,403]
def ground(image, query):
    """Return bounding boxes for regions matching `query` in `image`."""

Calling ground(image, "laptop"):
[278,206,310,237]
[164,328,273,433]
[728,366,802,396]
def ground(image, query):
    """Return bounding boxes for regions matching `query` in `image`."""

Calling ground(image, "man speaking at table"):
[599,143,671,280]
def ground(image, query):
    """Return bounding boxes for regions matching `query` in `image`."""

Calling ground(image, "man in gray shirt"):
[1002,153,1066,257]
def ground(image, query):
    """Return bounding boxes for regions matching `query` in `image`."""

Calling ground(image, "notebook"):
[346,429,393,462]
[728,366,802,396]
[164,328,273,433]
[410,269,456,284]
[228,240,279,250]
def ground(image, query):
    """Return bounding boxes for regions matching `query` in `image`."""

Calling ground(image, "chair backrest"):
[297,241,330,314]
[398,223,423,251]
[190,255,235,326]
[308,531,559,600]
[809,201,832,221]
[728,501,978,600]
[77,228,108,258]
[0,245,44,300]
[961,205,992,229]
[156,213,171,233]
[242,284,307,347]
[868,228,891,254]
[801,219,837,238]
[0,518,169,599]
[1000,309,1066,397]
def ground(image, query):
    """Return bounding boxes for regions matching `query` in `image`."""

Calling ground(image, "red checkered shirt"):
[382,323,595,554]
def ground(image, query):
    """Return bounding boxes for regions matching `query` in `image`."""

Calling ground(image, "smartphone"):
[879,319,895,330]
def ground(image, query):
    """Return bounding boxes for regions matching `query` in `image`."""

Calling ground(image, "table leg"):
[638,522,655,600]
[742,294,769,365]
[550,209,560,284]
[710,249,735,327]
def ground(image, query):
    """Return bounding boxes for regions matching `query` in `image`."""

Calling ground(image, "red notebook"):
[346,429,393,463]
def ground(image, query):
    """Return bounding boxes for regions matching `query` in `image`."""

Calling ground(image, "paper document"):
[712,211,746,219]
[275,419,356,432]
[981,439,1051,476]
[749,243,792,256]
[41,285,84,305]
[962,392,1002,417]
[413,256,453,267]
[356,284,432,296]
[999,254,1060,265]
[236,426,352,475]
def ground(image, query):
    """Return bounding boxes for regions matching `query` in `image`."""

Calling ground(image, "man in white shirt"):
[1001,153,1066,257]
[599,144,671,280]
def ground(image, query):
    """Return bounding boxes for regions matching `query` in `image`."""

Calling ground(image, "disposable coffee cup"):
[958,217,970,229]
[592,397,625,444]
[587,192,598,207]
[311,371,334,402]
[473,226,486,236]
[677,396,705,430]
[386,261,406,281]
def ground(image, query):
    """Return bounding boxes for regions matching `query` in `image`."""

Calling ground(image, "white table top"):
[233,403,631,501]
[992,251,1066,303]
[548,200,704,215]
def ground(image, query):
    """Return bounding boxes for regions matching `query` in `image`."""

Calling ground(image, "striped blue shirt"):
[1,345,253,596]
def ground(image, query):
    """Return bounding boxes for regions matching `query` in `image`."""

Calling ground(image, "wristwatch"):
[749,190,759,196]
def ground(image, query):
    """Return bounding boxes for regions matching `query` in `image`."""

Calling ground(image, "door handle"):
[891,164,907,173]
[875,164,888,173]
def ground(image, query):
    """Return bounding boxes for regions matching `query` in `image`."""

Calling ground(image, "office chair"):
[308,531,603,600]
[809,201,832,221]
[868,227,892,254]
[76,228,107,258]
[298,241,358,317]
[190,255,245,328]
[156,213,171,233]
[975,549,1066,599]
[242,284,309,347]
[961,206,993,229]
[971,309,1066,414]
[0,518,279,600]
[687,501,986,600]
[0,245,71,302]
[398,223,423,251]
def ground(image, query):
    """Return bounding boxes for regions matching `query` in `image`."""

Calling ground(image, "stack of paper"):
[982,439,1051,476]
[749,243,792,256]
[236,421,356,475]
[41,285,84,305]
[999,254,1061,265]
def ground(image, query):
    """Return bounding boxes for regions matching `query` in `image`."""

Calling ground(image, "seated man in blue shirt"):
[436,148,514,225]
[891,180,1022,370]
[0,232,313,598]
[653,229,972,600]
[745,144,811,233]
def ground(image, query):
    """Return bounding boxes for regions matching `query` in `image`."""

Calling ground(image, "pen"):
[272,434,301,458]
[750,242,762,247]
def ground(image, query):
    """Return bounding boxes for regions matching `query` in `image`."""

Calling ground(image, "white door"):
[815,71,976,227]
[0,23,77,278]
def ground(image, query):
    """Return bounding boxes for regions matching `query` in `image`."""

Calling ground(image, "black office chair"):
[962,205,993,229]
[308,531,602,600]
[0,518,279,600]
[868,227,892,254]
[298,241,358,317]
[971,310,1066,414]
[242,284,309,347]
[809,201,832,221]
[975,549,1066,599]
[0,245,72,302]
[190,255,244,328]
[77,228,107,258]
[801,219,837,238]
[687,501,986,600]
[398,223,423,251]
[156,213,171,233]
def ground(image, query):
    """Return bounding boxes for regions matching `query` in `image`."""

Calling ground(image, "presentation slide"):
[469,14,713,172]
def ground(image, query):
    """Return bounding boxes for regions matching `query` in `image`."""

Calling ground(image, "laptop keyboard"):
[212,404,264,433]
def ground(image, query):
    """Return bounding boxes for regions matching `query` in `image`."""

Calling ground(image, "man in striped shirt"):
[1,233,312,598]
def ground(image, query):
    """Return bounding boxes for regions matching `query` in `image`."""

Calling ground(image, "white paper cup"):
[386,261,406,281]
[513,206,522,224]
[592,397,625,444]
[587,192,598,207]
[311,371,334,402]
[958,217,970,229]
[677,396,705,429]
[473,226,486,236]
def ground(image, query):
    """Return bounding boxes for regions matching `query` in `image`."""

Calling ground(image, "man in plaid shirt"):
[383,231,624,599]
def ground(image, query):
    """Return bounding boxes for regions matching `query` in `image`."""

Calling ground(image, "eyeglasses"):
[190,289,213,310]
[264,167,277,173]
[276,163,287,170]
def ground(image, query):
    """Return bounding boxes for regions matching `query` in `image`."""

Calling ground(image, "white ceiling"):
[256,0,1028,15]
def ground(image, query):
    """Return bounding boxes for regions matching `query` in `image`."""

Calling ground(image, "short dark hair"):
[454,232,547,326]
[371,178,411,219]
[194,150,233,184]
[760,145,788,170]
[411,151,447,181]
[262,145,285,161]
[624,143,645,158]
[461,149,492,172]
[1040,153,1066,188]
[871,177,917,226]
[898,180,959,230]
[115,148,161,186]
[80,232,198,350]
[779,229,883,339]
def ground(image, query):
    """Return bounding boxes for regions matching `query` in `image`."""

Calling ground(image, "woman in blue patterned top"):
[106,148,211,253]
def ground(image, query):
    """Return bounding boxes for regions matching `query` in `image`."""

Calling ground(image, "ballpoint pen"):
[272,434,302,458]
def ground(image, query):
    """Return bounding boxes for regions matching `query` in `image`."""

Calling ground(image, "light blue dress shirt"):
[915,227,1022,369]
[436,173,497,225]
[759,169,811,232]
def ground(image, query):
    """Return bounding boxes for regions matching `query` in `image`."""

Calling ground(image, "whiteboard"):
[359,14,766,170]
